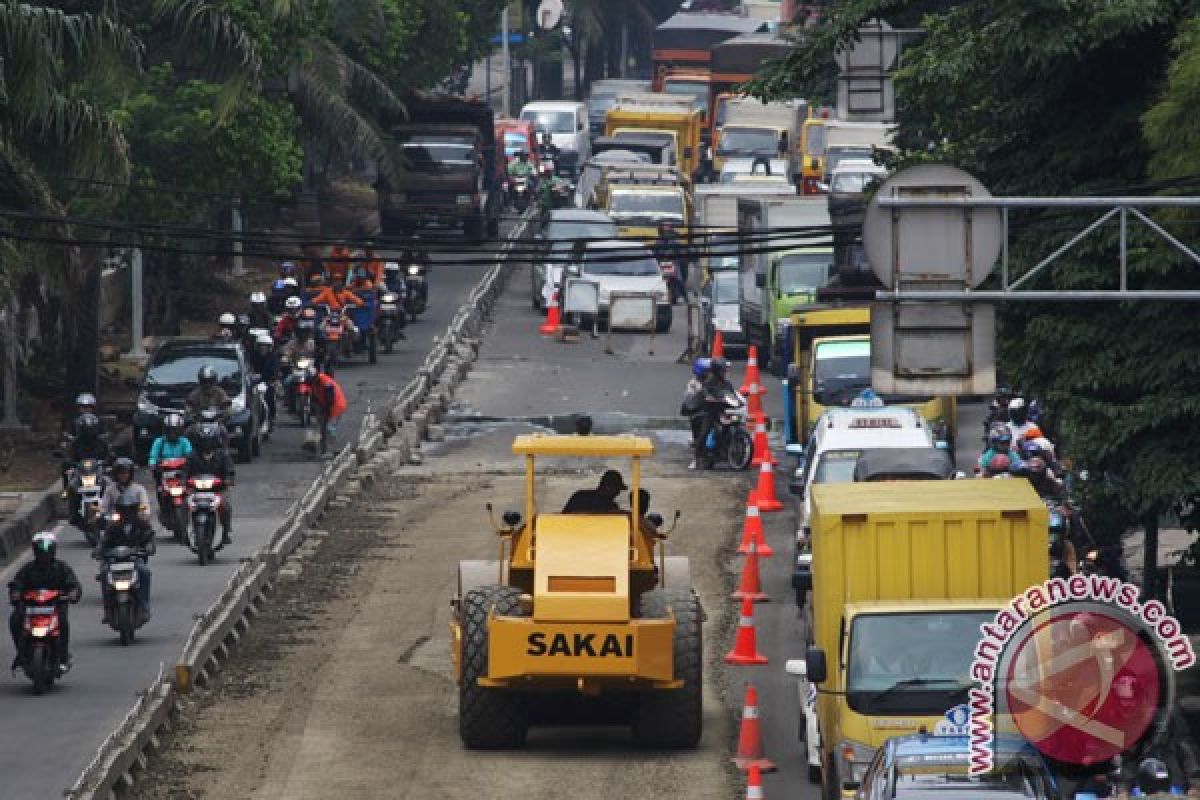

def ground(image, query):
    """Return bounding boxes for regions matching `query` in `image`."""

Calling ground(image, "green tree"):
[756,0,1200,584]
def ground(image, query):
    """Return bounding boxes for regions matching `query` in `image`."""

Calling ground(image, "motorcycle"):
[186,474,225,566]
[378,288,407,354]
[659,260,683,304]
[698,388,754,470]
[155,457,190,544]
[97,544,150,646]
[67,458,107,546]
[321,308,352,373]
[404,263,428,319]
[506,174,532,212]
[15,588,68,694]
[282,354,316,427]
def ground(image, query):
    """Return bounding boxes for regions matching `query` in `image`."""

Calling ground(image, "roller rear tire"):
[631,587,703,748]
[459,585,528,748]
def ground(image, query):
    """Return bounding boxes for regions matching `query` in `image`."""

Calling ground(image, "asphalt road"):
[0,221,519,800]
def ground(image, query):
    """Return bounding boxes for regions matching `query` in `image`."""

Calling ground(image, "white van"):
[520,101,590,177]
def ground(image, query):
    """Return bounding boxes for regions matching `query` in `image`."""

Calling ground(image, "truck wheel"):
[632,587,702,748]
[487,216,500,238]
[459,585,528,749]
[465,217,486,244]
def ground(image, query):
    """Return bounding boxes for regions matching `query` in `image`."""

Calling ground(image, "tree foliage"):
[756,0,1200,524]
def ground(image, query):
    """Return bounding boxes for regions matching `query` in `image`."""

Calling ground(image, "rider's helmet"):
[384,261,401,276]
[31,531,57,565]
[281,277,299,290]
[250,291,267,308]
[255,332,274,357]
[195,423,222,455]
[75,392,97,414]
[76,412,101,441]
[198,365,218,388]
[692,357,711,380]
[112,456,135,489]
[279,261,297,278]
[1008,396,1028,425]
[987,423,1012,452]
[1135,757,1172,795]
[985,453,1012,476]
[1019,439,1043,462]
[709,357,729,380]
[163,413,185,441]
[285,296,303,312]
[308,272,326,287]
[218,311,236,328]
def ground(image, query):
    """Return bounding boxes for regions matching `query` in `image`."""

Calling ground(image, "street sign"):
[865,165,999,396]
[834,20,900,122]
[489,32,525,45]
[863,165,1003,289]
[536,0,563,30]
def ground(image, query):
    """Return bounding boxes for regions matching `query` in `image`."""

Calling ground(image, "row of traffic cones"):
[724,336,782,797]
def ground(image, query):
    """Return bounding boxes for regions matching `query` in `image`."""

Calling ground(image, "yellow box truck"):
[788,480,1047,797]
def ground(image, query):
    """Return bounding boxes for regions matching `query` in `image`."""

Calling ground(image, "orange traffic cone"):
[740,346,766,397]
[750,417,774,467]
[745,763,766,799]
[725,597,768,665]
[732,684,777,771]
[539,292,561,335]
[737,498,773,557]
[754,461,783,513]
[712,329,725,359]
[732,543,768,602]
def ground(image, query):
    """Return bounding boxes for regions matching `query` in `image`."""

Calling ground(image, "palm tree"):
[565,0,657,95]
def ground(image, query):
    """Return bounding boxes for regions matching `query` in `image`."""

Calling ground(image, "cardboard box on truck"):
[790,480,1047,797]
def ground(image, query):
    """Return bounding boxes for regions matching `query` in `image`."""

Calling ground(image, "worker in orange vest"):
[362,248,386,288]
[307,274,365,312]
[305,368,347,455]
[327,244,353,287]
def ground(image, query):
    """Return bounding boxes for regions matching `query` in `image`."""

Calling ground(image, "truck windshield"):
[663,80,709,115]
[832,170,883,193]
[813,339,870,404]
[825,146,874,176]
[718,127,778,155]
[609,192,685,222]
[805,124,826,157]
[584,253,660,277]
[503,132,531,157]
[400,141,475,168]
[813,450,859,484]
[778,253,832,295]
[522,110,575,134]
[846,611,993,714]
[713,271,739,303]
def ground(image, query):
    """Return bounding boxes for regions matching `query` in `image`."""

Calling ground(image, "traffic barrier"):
[725,597,768,665]
[539,291,561,335]
[737,495,773,557]
[63,212,536,800]
[732,684,777,771]
[712,329,725,359]
[745,763,766,799]
[754,461,783,513]
[739,346,765,396]
[731,542,768,603]
[749,417,774,468]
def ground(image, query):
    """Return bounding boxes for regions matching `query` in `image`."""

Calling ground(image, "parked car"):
[854,734,1062,800]
[576,239,672,333]
[132,339,266,464]
[520,101,590,177]
[533,210,618,310]
[701,267,744,355]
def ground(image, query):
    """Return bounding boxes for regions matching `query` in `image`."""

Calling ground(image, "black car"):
[132,339,265,464]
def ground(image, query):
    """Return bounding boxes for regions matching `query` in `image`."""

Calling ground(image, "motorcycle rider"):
[362,248,386,288]
[327,244,353,288]
[1115,706,1200,798]
[508,149,536,180]
[148,413,193,468]
[382,261,405,294]
[1023,456,1064,498]
[186,365,232,419]
[62,411,111,494]
[978,424,1022,474]
[248,291,271,330]
[99,457,152,526]
[186,423,236,546]
[1006,397,1045,443]
[655,221,688,295]
[537,131,560,166]
[95,486,156,619]
[691,357,735,471]
[682,357,710,463]
[274,295,304,342]
[249,332,280,428]
[8,532,81,671]
[308,273,365,312]
[214,311,238,341]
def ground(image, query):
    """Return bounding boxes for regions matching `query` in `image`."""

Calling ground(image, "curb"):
[63,214,532,800]
[0,483,61,564]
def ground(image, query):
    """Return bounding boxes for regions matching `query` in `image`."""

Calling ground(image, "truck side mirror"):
[502,510,522,527]
[804,647,827,683]
[785,658,807,677]
[755,274,766,288]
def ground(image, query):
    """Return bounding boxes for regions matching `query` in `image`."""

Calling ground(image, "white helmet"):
[255,332,274,348]
[218,312,237,326]
[1008,397,1026,412]
[384,261,400,273]
[285,296,303,311]
[282,277,299,288]
[250,291,266,305]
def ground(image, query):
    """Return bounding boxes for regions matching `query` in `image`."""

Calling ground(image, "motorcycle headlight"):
[836,740,876,789]
[407,265,421,276]
[296,358,313,371]
[31,625,51,637]
[137,394,157,414]
[80,475,96,488]
[112,579,132,591]
[382,293,398,303]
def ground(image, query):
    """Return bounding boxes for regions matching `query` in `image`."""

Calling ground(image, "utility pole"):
[122,248,147,360]
[501,7,511,117]
[231,197,245,277]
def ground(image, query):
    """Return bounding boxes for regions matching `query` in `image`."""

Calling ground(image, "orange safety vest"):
[316,374,347,418]
[327,246,353,286]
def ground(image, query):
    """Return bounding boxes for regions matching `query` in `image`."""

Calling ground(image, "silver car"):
[532,210,617,310]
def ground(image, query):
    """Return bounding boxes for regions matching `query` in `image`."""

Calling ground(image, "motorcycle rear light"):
[191,478,216,490]
[168,487,184,496]
[112,580,133,591]
[31,625,51,637]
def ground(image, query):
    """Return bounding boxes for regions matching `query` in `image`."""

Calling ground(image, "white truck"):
[694,183,796,275]
[714,98,804,179]
[821,120,894,183]
[736,195,834,371]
